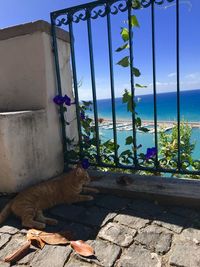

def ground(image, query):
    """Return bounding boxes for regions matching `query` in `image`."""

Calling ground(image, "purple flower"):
[63,95,71,106]
[81,158,90,169]
[80,112,85,120]
[53,95,65,105]
[145,147,157,160]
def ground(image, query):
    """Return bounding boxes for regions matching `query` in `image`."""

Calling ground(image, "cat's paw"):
[22,221,46,230]
[86,195,94,201]
[76,195,94,202]
[46,218,58,226]
[82,186,99,194]
[92,188,99,193]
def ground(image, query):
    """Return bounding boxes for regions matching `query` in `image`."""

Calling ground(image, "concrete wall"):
[0,20,76,192]
[0,32,46,111]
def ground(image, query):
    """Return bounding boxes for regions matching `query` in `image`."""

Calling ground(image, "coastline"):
[97,117,200,128]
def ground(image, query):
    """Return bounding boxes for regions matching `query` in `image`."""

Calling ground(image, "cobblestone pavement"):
[0,193,200,267]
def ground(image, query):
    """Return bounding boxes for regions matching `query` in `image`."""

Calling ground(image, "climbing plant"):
[53,0,200,178]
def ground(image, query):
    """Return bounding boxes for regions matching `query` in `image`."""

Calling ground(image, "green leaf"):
[82,100,92,107]
[139,153,146,160]
[122,89,131,103]
[132,0,142,9]
[132,67,141,77]
[117,56,129,67]
[135,83,147,88]
[120,149,132,157]
[130,15,140,27]
[135,117,141,127]
[138,127,150,133]
[122,89,135,112]
[115,43,129,52]
[127,100,134,112]
[126,136,133,145]
[66,137,76,145]
[121,28,129,42]
[67,150,78,160]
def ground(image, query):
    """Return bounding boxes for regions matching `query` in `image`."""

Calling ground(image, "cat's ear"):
[72,164,81,169]
[75,166,84,176]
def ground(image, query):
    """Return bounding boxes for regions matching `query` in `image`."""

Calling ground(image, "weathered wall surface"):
[0,20,75,192]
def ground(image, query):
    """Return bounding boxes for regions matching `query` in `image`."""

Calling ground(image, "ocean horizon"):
[88,89,200,160]
[95,89,200,122]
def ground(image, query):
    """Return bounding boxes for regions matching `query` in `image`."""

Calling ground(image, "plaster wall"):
[0,21,76,192]
[0,32,46,111]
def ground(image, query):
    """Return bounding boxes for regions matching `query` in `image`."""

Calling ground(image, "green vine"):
[53,0,200,178]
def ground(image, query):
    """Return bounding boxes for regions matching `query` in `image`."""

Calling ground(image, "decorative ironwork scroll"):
[51,0,200,176]
[51,0,176,26]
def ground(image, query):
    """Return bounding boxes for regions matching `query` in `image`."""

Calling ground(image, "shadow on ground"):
[0,192,200,266]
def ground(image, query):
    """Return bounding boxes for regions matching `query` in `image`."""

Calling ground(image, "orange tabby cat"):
[0,165,97,229]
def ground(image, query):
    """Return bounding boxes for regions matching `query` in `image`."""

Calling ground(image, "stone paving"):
[0,193,200,267]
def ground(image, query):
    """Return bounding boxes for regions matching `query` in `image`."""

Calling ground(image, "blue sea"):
[93,89,200,159]
[96,89,200,122]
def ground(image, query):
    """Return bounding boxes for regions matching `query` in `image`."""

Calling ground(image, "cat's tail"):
[0,201,12,224]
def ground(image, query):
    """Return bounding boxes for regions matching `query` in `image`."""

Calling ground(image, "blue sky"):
[0,0,199,100]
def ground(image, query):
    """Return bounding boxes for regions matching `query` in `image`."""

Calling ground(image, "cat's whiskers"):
[0,165,95,230]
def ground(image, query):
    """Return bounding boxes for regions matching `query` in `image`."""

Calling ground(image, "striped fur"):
[0,166,93,229]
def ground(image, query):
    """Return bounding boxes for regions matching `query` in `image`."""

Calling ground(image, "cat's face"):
[75,166,91,185]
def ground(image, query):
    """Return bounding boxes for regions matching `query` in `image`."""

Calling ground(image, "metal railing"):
[51,0,200,176]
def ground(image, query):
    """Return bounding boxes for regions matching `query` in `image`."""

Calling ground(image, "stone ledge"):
[0,20,70,42]
[88,170,200,207]
[0,109,45,116]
